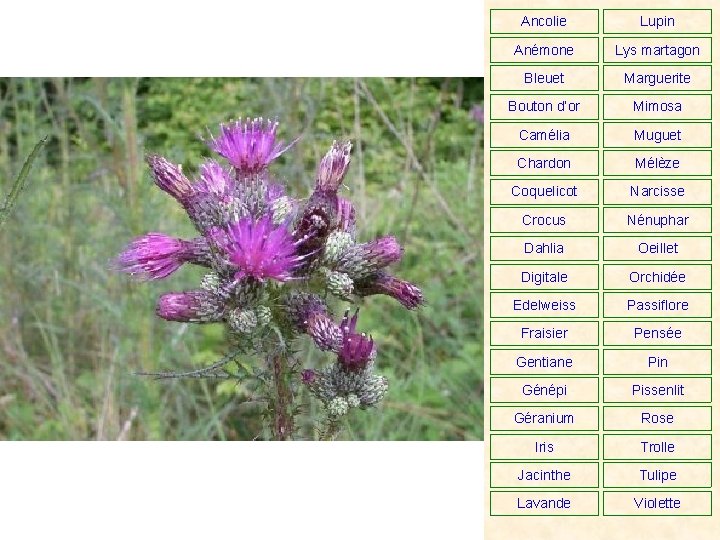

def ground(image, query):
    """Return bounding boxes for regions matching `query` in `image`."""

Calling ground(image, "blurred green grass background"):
[0,78,483,440]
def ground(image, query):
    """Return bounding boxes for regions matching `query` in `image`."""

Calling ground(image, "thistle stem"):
[320,418,342,441]
[271,353,294,440]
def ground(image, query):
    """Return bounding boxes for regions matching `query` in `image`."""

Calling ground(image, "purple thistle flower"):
[316,141,352,193]
[209,214,304,282]
[146,155,193,201]
[286,293,343,351]
[337,309,375,370]
[195,160,234,199]
[114,233,211,280]
[335,236,403,279]
[336,197,356,235]
[156,289,225,323]
[356,272,424,309]
[207,117,294,174]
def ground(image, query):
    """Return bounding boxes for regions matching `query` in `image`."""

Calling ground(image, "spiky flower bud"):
[322,230,354,266]
[156,289,225,323]
[255,305,272,327]
[200,272,221,292]
[355,271,424,309]
[324,269,354,299]
[335,236,403,280]
[347,394,361,408]
[357,372,388,408]
[327,396,349,417]
[270,195,296,224]
[303,361,388,410]
[285,292,343,351]
[228,308,257,334]
[316,141,352,193]
[146,155,193,202]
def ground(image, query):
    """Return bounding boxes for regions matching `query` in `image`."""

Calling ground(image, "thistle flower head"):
[337,309,376,369]
[114,233,210,280]
[316,140,352,192]
[209,214,303,282]
[335,236,403,280]
[156,289,225,323]
[286,293,343,351]
[195,160,234,198]
[146,154,193,201]
[356,272,424,309]
[207,117,294,174]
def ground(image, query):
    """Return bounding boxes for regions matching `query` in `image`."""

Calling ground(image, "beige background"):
[485,0,718,537]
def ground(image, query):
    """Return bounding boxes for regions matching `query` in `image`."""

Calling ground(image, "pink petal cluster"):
[210,214,303,282]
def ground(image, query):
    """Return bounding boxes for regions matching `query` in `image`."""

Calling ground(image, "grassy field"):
[0,78,483,440]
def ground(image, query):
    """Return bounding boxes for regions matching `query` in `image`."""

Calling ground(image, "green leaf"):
[0,136,47,229]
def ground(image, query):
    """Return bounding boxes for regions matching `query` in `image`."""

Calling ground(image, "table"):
[484,2,718,537]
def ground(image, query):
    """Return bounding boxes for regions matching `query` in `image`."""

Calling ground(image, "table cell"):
[603,122,711,148]
[491,434,599,460]
[491,349,599,375]
[604,65,710,91]
[491,292,598,318]
[491,264,599,290]
[603,406,711,431]
[603,264,711,290]
[491,94,598,120]
[603,179,711,205]
[604,207,710,233]
[492,406,598,431]
[604,462,710,488]
[604,94,710,120]
[603,491,711,517]
[604,349,711,376]
[492,150,598,176]
[603,236,711,261]
[490,236,599,261]
[491,207,598,233]
[491,491,599,516]
[491,9,599,34]
[491,65,598,91]
[604,434,712,460]
[491,122,599,149]
[491,377,598,403]
[491,321,598,346]
[603,150,711,176]
[603,377,711,403]
[603,37,712,63]
[491,179,598,205]
[491,37,599,63]
[603,321,710,346]
[603,9,712,34]
[603,292,711,318]
[491,462,598,488]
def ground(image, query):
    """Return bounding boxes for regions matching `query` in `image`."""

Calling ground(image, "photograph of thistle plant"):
[0,78,483,440]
